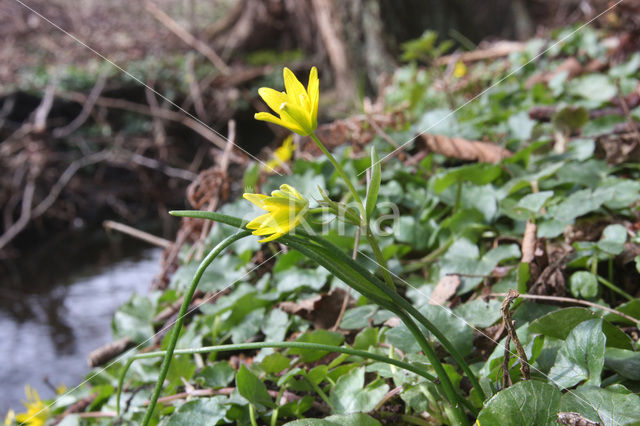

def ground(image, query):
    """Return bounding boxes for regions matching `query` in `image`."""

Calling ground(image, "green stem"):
[283,237,472,420]
[117,341,437,415]
[365,225,396,291]
[270,388,285,426]
[249,403,258,426]
[299,234,483,400]
[597,275,634,301]
[310,133,365,216]
[396,309,469,425]
[140,230,252,426]
[402,238,454,273]
[302,372,335,411]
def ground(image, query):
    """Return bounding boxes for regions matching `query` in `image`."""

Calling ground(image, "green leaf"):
[433,163,503,193]
[514,191,554,215]
[329,367,389,414]
[569,271,598,299]
[261,352,291,374]
[288,330,345,362]
[453,299,503,328]
[559,386,640,426]
[419,304,473,357]
[365,147,381,221]
[166,397,228,426]
[605,347,640,380]
[243,163,260,192]
[603,298,640,325]
[276,266,330,293]
[549,319,605,389]
[546,188,613,227]
[529,307,632,349]
[353,327,379,350]
[236,364,275,408]
[195,362,235,388]
[112,294,156,343]
[508,111,536,140]
[597,224,627,255]
[284,413,381,426]
[568,74,617,103]
[529,307,599,339]
[477,381,561,426]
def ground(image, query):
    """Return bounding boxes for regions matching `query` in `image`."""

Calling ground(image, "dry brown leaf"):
[278,288,350,330]
[420,134,512,163]
[429,275,461,306]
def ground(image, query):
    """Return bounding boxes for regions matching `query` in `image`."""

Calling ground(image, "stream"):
[0,232,163,414]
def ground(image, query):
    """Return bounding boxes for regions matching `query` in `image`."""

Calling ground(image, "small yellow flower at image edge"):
[453,60,467,78]
[255,67,319,136]
[10,386,49,426]
[265,135,295,172]
[243,184,309,243]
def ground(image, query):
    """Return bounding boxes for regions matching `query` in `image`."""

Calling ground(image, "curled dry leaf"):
[419,133,512,163]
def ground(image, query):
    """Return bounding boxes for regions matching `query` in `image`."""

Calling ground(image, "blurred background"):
[0,0,632,413]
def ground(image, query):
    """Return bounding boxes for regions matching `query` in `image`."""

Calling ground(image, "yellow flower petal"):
[279,184,305,202]
[280,102,313,135]
[258,88,288,113]
[258,232,285,243]
[243,193,269,209]
[283,67,307,107]
[308,67,319,129]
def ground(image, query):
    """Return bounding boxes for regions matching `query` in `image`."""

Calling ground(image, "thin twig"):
[501,289,530,380]
[490,293,639,324]
[52,70,107,138]
[33,77,57,133]
[502,334,513,389]
[144,0,230,75]
[0,151,108,250]
[58,92,228,149]
[103,220,172,249]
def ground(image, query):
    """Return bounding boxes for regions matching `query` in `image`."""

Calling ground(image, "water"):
[0,234,163,414]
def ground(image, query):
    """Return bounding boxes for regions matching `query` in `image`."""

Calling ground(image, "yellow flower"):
[255,67,319,136]
[14,386,48,426]
[265,135,295,172]
[453,61,467,78]
[243,184,309,243]
[4,410,15,426]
